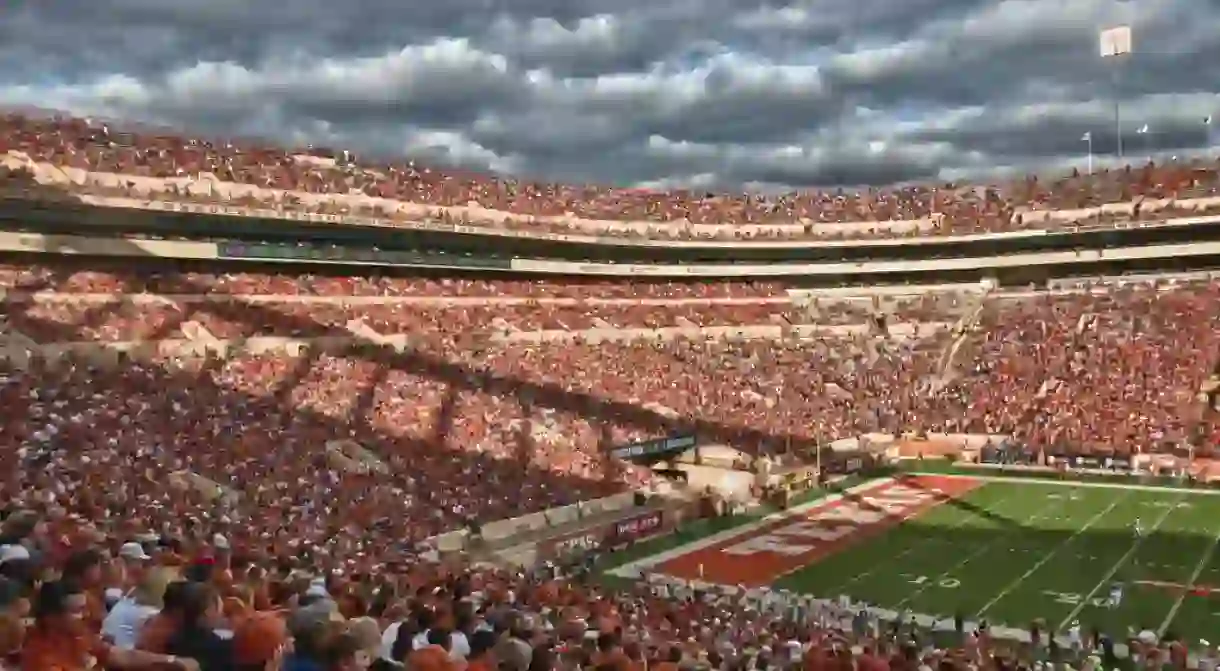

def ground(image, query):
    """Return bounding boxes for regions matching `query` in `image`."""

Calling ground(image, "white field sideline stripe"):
[606,477,893,579]
[1155,522,1220,638]
[974,489,1137,618]
[894,489,1070,609]
[1054,492,1185,632]
[907,472,1220,496]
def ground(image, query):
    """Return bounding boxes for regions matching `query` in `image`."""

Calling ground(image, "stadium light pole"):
[1100,25,1132,159]
[1081,131,1093,175]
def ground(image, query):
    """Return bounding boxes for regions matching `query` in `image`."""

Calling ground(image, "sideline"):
[608,475,1141,659]
[606,477,893,579]
[906,472,1220,495]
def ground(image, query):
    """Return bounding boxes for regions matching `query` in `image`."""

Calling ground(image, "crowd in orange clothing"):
[5,113,1220,241]
[0,112,1216,670]
[0,260,1214,669]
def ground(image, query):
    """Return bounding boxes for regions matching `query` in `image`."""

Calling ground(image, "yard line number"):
[904,574,961,589]
[1043,590,1109,608]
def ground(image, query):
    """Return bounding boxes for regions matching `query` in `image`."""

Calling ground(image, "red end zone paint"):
[657,476,982,586]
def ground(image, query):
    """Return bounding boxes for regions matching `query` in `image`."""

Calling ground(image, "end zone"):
[610,475,982,587]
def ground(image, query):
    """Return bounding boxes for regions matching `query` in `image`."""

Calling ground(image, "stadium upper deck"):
[2,112,1220,261]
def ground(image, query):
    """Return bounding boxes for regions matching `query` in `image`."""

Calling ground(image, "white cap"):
[119,542,151,561]
[0,545,30,564]
[212,534,230,550]
[305,582,329,598]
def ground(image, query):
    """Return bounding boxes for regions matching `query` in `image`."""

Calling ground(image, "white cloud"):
[1,0,1217,188]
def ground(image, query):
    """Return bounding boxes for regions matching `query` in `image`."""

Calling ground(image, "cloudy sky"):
[1,0,1217,190]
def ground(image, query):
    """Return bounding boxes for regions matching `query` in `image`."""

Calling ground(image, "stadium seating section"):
[0,112,1216,670]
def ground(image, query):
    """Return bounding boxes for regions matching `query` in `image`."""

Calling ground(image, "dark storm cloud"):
[1,0,1218,189]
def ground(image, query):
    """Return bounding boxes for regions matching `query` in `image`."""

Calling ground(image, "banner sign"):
[609,510,664,543]
[543,510,666,558]
[609,434,696,460]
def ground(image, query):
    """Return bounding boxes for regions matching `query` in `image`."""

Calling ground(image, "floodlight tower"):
[1099,25,1132,159]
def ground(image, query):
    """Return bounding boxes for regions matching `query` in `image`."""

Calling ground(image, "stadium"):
[1,62,1220,671]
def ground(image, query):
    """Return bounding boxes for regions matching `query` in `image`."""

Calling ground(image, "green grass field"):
[773,478,1220,642]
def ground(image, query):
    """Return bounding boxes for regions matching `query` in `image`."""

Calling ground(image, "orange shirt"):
[83,593,105,633]
[407,645,456,671]
[20,627,109,671]
[803,646,830,671]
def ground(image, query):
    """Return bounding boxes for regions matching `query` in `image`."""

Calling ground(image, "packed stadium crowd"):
[0,113,1216,670]
[5,113,1220,240]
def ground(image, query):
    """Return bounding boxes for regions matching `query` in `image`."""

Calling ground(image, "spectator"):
[0,580,29,625]
[284,600,342,671]
[232,611,289,671]
[102,568,173,649]
[135,580,187,654]
[317,628,364,671]
[0,612,21,671]
[21,580,194,671]
[462,630,497,671]
[407,628,456,671]
[163,581,234,671]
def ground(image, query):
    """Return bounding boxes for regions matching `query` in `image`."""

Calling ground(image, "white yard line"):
[1155,520,1220,637]
[894,491,1069,609]
[607,477,893,579]
[774,484,985,585]
[974,489,1136,618]
[910,472,1220,495]
[1054,492,1186,632]
[828,483,1027,593]
[825,506,982,593]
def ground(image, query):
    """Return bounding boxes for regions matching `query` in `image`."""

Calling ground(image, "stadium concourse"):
[0,113,1216,670]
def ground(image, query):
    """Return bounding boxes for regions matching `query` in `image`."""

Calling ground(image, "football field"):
[612,475,1220,644]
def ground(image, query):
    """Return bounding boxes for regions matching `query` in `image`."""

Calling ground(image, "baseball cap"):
[0,545,30,565]
[119,542,151,561]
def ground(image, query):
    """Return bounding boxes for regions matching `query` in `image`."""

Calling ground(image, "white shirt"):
[450,631,471,660]
[380,621,403,661]
[101,598,160,649]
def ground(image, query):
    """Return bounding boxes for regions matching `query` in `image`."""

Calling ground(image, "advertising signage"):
[609,434,696,460]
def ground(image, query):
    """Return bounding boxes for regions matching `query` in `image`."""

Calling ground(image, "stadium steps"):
[180,320,219,345]
[934,288,992,381]
[324,439,389,475]
[166,470,241,504]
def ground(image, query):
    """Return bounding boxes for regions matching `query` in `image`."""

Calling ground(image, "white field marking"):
[907,472,1220,496]
[1054,492,1186,632]
[893,490,1070,609]
[826,483,1028,593]
[770,480,985,584]
[606,477,894,580]
[1155,518,1220,637]
[974,488,1138,618]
